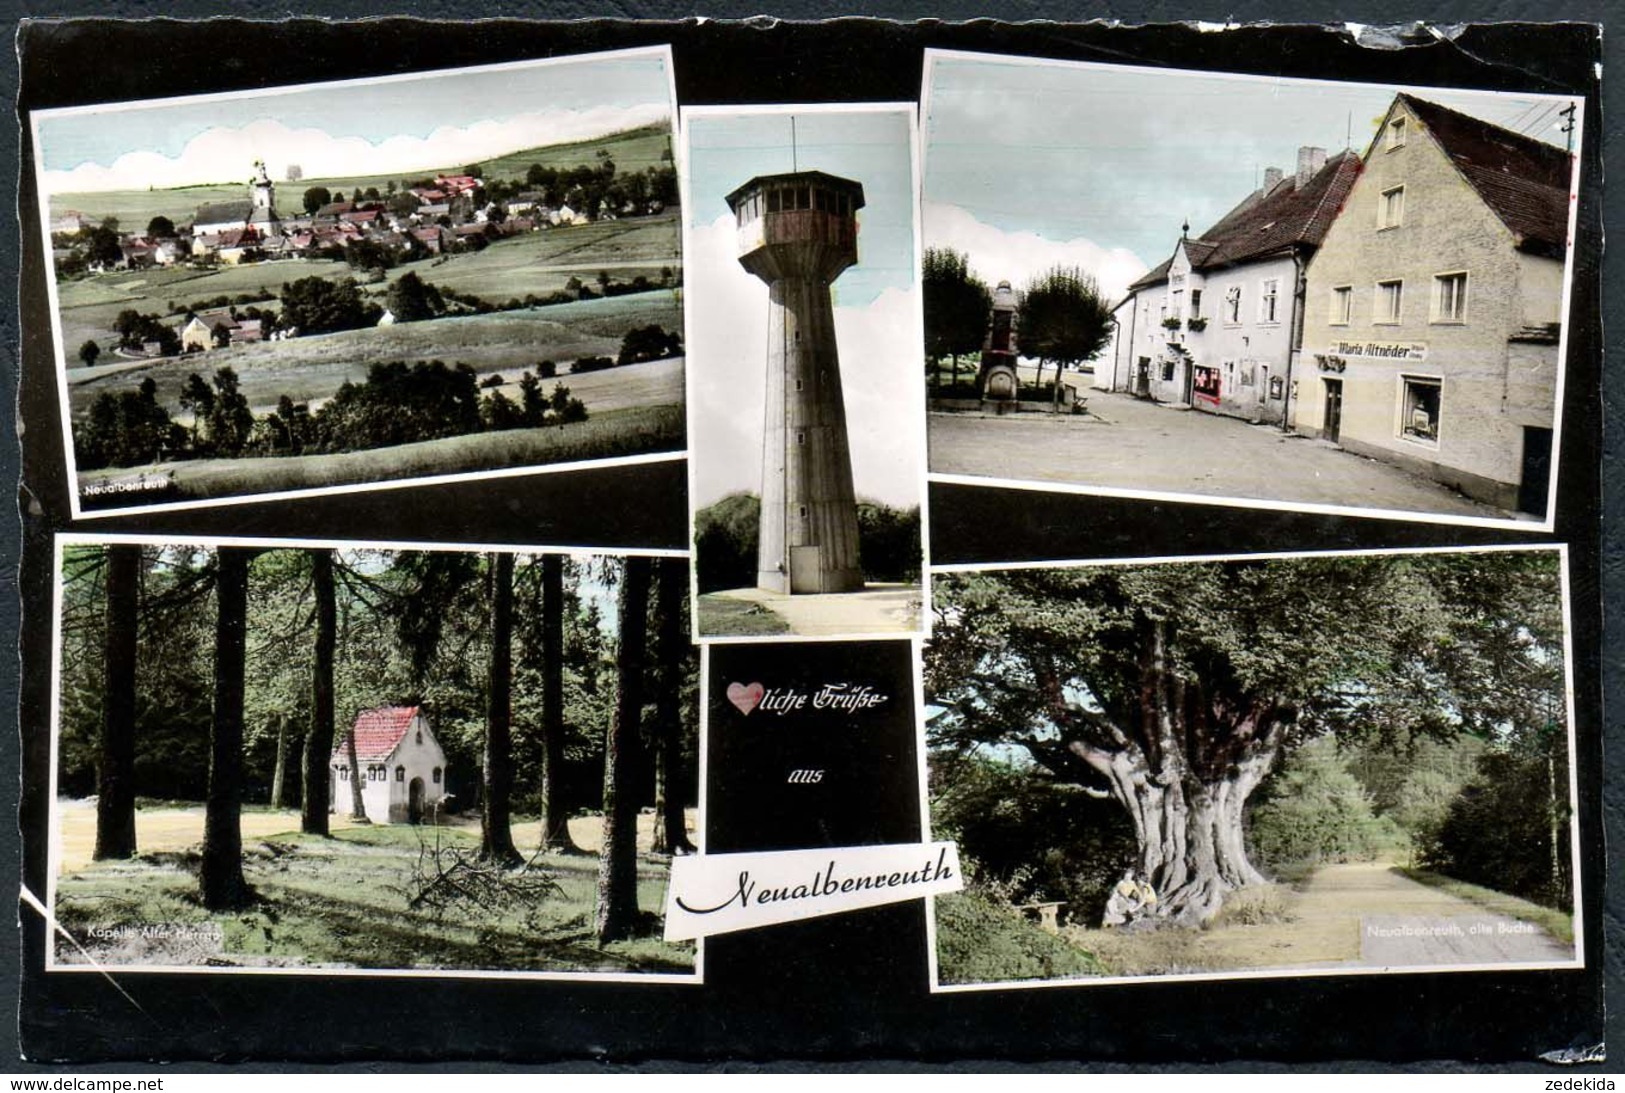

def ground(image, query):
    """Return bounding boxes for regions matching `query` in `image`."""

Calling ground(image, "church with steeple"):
[192,159,283,242]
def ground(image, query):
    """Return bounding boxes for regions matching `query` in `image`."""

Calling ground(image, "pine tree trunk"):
[651,558,695,856]
[301,549,336,835]
[93,544,140,861]
[537,554,581,853]
[201,547,252,911]
[269,715,288,809]
[596,556,650,943]
[345,728,368,822]
[481,552,520,864]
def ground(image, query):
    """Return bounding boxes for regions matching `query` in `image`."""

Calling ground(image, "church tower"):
[726,169,866,595]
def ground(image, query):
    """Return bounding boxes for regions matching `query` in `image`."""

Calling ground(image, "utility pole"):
[1559,102,1577,154]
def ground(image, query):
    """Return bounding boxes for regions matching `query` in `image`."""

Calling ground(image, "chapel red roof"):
[332,705,419,762]
[1397,93,1572,258]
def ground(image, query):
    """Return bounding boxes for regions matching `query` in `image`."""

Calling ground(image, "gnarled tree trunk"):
[1055,614,1282,926]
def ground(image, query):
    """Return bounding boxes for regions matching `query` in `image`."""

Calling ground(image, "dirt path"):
[1076,861,1572,977]
[704,582,923,637]
[1301,862,1573,967]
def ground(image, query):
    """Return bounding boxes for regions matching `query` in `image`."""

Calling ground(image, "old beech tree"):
[925,552,1565,926]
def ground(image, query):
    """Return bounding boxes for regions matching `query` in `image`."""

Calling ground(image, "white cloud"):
[923,199,1149,305]
[688,213,925,512]
[43,103,670,193]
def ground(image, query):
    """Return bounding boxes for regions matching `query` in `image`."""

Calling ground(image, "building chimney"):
[1296,146,1327,187]
[1262,167,1284,193]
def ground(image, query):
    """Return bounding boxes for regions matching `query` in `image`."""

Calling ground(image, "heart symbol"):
[727,681,765,716]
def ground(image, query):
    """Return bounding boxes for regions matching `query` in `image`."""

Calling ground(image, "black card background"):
[5,15,1608,1066]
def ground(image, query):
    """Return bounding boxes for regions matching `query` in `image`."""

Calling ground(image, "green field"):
[49,123,673,229]
[68,294,683,419]
[54,213,680,356]
[54,821,691,974]
[79,401,683,510]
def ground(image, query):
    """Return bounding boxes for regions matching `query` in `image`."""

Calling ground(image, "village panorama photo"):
[48,535,699,981]
[924,546,1581,990]
[31,49,686,517]
[919,52,1582,529]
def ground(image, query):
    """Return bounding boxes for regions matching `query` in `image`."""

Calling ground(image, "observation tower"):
[725,169,867,595]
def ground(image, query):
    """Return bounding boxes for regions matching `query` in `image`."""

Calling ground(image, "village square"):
[923,71,1575,524]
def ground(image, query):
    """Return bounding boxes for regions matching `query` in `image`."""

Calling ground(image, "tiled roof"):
[195,200,253,225]
[1399,93,1572,258]
[1125,152,1361,296]
[1196,151,1362,269]
[332,705,420,762]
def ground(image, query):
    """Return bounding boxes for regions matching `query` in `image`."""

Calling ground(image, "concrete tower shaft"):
[726,170,866,595]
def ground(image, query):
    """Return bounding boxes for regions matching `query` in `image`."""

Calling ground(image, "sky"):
[35,50,673,192]
[922,52,1579,302]
[685,106,924,511]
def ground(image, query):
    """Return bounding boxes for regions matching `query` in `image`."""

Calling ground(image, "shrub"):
[1248,737,1403,870]
[934,889,1102,985]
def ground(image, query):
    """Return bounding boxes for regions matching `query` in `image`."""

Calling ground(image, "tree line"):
[62,545,696,943]
[926,551,1572,928]
[75,361,590,470]
[693,492,922,594]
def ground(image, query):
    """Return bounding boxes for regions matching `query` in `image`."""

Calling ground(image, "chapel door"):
[408,778,425,825]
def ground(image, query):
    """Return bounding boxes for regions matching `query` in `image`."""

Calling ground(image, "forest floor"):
[699,582,924,638]
[1069,861,1574,979]
[50,802,698,976]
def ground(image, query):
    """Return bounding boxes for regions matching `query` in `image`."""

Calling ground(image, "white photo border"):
[31,46,686,521]
[922,541,1585,993]
[41,530,702,985]
[917,48,1585,534]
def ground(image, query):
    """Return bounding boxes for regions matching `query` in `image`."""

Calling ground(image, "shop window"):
[1400,377,1441,444]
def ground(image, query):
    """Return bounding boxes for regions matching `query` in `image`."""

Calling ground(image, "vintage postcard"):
[681,103,929,642]
[44,533,699,981]
[920,51,1582,530]
[923,545,1582,990]
[31,49,686,517]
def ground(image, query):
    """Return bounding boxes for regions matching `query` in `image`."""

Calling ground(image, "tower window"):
[795,379,804,392]
[795,431,806,445]
[799,505,809,518]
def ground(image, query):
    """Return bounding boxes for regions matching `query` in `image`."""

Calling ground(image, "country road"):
[1304,861,1575,967]
[1075,860,1574,977]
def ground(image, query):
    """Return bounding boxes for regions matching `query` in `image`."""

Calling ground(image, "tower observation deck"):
[726,170,866,595]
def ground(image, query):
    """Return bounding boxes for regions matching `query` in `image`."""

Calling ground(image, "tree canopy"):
[923,247,993,371]
[926,551,1568,924]
[1016,265,1113,376]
